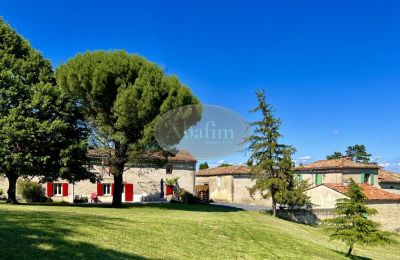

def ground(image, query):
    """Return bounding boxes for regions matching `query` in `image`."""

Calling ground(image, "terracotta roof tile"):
[323,183,400,201]
[197,165,250,176]
[378,169,400,183]
[88,149,196,163]
[295,158,380,171]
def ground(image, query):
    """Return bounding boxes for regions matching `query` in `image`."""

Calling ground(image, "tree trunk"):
[6,174,19,204]
[346,245,353,257]
[112,172,123,207]
[272,197,277,217]
[111,142,128,207]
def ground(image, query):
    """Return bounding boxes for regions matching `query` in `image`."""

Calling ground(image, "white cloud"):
[297,156,311,161]
[332,130,340,135]
[217,160,224,164]
[379,162,391,167]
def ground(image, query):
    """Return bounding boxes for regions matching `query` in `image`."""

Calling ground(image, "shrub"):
[17,180,46,202]
[165,177,180,186]
[179,189,200,205]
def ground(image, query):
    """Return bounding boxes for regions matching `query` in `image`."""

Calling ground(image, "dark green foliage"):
[345,145,371,163]
[55,51,200,207]
[17,180,46,202]
[178,189,200,205]
[326,145,372,163]
[326,151,344,160]
[323,179,395,257]
[199,162,209,170]
[0,18,93,203]
[245,90,306,216]
[275,179,310,209]
[218,163,232,167]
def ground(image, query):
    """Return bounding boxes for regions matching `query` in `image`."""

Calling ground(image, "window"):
[295,174,303,183]
[103,184,111,195]
[361,173,370,184]
[365,174,370,184]
[315,174,322,185]
[166,165,173,174]
[53,183,62,195]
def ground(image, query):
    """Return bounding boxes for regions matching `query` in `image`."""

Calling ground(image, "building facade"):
[294,157,380,187]
[0,150,196,203]
[196,165,272,206]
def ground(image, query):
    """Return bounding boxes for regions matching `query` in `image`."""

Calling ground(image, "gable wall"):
[306,185,347,209]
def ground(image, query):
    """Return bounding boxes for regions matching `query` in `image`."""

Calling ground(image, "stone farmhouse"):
[0,150,197,203]
[295,158,400,231]
[196,158,400,214]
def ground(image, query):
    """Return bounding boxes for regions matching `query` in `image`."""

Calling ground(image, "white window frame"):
[103,184,111,195]
[54,183,62,196]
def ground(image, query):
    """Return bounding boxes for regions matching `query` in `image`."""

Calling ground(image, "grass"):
[0,202,398,259]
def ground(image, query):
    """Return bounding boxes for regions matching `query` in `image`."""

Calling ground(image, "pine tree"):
[324,179,395,257]
[345,145,371,163]
[56,51,200,207]
[326,151,344,160]
[245,90,297,216]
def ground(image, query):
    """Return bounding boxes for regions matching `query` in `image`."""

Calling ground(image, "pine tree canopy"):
[323,179,395,256]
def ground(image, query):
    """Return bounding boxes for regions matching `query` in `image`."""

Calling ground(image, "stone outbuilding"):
[196,165,272,206]
[378,169,400,195]
[306,183,400,232]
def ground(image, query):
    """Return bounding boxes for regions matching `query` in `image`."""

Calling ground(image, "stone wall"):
[277,203,400,233]
[196,175,233,203]
[368,202,400,232]
[233,176,272,206]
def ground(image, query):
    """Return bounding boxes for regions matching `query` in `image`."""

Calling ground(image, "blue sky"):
[2,1,400,171]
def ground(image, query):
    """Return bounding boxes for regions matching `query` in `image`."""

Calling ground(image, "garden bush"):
[17,180,46,202]
[179,189,200,205]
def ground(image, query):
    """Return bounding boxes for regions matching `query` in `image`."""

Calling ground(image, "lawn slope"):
[0,203,398,259]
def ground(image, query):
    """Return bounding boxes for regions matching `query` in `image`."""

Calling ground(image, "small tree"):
[245,90,297,216]
[326,152,344,160]
[218,163,233,167]
[199,162,209,170]
[324,179,395,257]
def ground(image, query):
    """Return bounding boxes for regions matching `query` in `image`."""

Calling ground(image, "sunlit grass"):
[0,202,398,259]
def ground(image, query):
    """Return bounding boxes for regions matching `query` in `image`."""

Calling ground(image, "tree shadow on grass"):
[332,250,372,260]
[0,210,150,259]
[23,202,243,213]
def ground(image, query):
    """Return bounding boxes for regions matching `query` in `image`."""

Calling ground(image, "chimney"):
[344,156,353,161]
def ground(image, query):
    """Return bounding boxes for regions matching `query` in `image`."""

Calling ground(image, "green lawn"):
[0,202,398,259]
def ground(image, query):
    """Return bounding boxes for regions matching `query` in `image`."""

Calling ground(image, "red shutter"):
[111,183,115,195]
[62,183,69,196]
[97,183,103,196]
[47,182,54,197]
[125,183,133,202]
